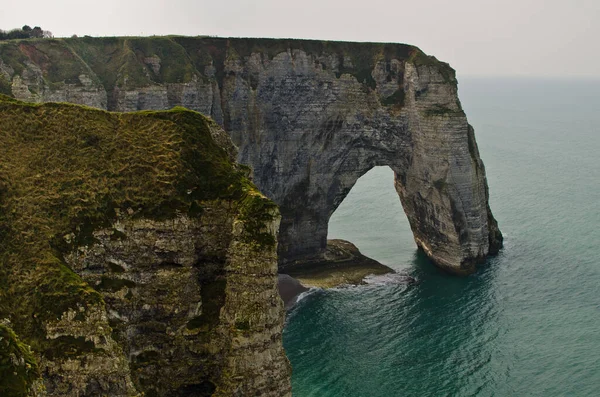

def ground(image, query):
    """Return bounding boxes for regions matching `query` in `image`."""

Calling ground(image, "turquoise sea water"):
[283,78,600,396]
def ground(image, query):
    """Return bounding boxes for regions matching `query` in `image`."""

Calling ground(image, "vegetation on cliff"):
[0,36,455,102]
[0,26,52,41]
[0,323,40,396]
[0,95,276,382]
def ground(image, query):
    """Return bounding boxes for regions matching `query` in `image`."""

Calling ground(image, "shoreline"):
[282,239,395,288]
[278,239,413,308]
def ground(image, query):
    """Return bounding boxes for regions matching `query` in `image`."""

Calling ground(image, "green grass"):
[0,95,276,361]
[66,36,199,89]
[23,40,90,88]
[65,37,151,89]
[0,39,95,90]
[127,37,198,84]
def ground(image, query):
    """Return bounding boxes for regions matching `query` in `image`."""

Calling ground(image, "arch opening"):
[278,165,421,290]
[327,166,416,270]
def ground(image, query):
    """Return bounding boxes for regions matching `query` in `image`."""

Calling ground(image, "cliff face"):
[0,36,502,273]
[0,96,291,396]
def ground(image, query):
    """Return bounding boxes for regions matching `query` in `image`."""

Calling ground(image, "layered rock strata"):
[0,37,502,273]
[0,96,290,396]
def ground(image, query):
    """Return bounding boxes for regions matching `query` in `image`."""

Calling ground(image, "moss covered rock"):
[0,323,41,397]
[0,95,290,396]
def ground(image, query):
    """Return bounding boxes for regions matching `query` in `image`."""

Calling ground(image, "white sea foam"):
[294,287,321,305]
[363,272,417,286]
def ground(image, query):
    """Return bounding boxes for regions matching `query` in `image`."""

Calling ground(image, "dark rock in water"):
[282,239,396,288]
[278,274,309,309]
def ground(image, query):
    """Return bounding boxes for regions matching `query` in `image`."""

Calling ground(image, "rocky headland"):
[0,36,502,275]
[0,35,503,396]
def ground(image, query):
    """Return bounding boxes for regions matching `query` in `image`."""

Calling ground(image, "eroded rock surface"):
[0,97,290,396]
[64,210,290,397]
[0,37,502,273]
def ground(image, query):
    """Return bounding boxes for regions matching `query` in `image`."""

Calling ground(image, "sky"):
[2,0,599,78]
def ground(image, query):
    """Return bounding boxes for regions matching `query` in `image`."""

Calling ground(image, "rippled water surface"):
[283,78,600,396]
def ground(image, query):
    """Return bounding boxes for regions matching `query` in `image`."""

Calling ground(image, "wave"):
[363,272,417,286]
[294,287,322,305]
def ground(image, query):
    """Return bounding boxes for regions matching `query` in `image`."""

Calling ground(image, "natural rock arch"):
[0,37,502,273]
[221,53,503,274]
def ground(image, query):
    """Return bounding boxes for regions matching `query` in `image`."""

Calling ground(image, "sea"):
[282,77,600,396]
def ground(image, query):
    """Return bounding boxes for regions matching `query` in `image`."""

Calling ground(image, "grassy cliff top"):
[0,95,276,364]
[0,36,454,96]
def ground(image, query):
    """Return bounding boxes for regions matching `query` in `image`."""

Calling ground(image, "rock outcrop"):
[0,96,291,396]
[282,239,395,289]
[0,36,502,274]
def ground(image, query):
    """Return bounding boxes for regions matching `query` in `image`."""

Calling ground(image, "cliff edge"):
[0,95,291,396]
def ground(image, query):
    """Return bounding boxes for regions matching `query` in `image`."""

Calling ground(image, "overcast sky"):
[2,0,599,78]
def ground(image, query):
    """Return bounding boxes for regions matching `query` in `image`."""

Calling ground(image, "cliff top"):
[0,36,455,97]
[0,95,276,394]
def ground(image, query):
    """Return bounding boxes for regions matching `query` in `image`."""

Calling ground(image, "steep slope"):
[0,95,290,396]
[0,323,42,396]
[0,36,502,274]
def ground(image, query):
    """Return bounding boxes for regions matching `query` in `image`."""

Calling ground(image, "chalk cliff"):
[0,96,290,396]
[0,36,502,273]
